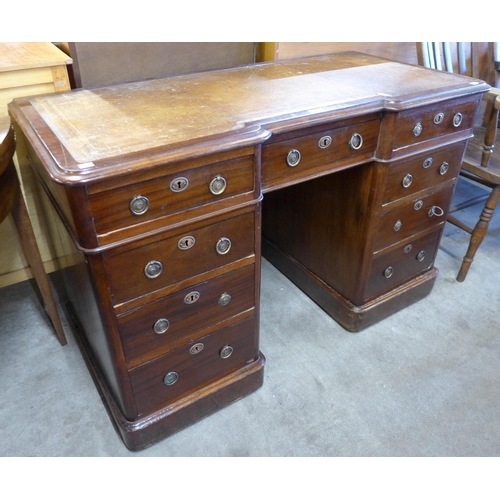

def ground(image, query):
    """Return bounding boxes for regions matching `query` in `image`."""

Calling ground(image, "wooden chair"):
[418,42,500,281]
[0,116,67,345]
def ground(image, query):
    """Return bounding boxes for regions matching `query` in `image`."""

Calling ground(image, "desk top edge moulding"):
[9,52,488,184]
[8,52,489,450]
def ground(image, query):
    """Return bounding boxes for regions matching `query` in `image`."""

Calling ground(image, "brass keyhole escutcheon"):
[318,136,332,149]
[178,235,195,250]
[189,343,204,355]
[434,112,444,124]
[170,177,189,193]
[423,157,433,169]
[184,291,200,304]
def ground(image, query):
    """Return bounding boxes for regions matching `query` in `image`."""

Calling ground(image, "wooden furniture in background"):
[418,42,500,281]
[9,53,488,450]
[0,42,72,289]
[0,117,66,345]
[257,42,419,64]
[67,42,257,88]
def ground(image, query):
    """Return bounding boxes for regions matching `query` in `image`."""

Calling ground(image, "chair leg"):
[456,185,500,282]
[10,186,67,346]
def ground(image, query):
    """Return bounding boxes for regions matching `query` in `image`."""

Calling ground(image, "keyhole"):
[170,177,188,193]
[184,291,200,304]
[178,235,195,250]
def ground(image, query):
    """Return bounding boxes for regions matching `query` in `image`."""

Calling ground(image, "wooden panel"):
[271,42,418,65]
[117,264,255,364]
[364,227,443,300]
[375,182,455,252]
[0,42,72,72]
[103,209,256,306]
[129,316,258,416]
[0,43,72,288]
[69,42,257,88]
[262,116,380,191]
[89,154,256,241]
[382,142,465,204]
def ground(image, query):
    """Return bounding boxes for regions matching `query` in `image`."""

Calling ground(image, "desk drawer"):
[375,182,454,252]
[261,118,380,189]
[117,265,256,363]
[392,97,477,150]
[89,155,255,237]
[383,141,465,203]
[129,316,258,415]
[104,210,255,305]
[365,227,442,301]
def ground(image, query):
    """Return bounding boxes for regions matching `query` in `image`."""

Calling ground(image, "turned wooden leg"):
[10,173,67,345]
[457,185,500,282]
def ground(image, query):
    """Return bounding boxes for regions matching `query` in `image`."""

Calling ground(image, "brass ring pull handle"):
[209,175,227,195]
[402,173,413,188]
[216,237,231,255]
[218,293,232,306]
[163,372,178,386]
[439,162,449,175]
[144,260,162,279]
[130,195,149,215]
[413,122,423,137]
[220,345,233,359]
[153,318,170,334]
[286,149,301,167]
[453,113,463,127]
[428,205,444,218]
[349,133,363,150]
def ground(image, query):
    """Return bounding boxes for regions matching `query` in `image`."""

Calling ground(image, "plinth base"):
[262,239,437,332]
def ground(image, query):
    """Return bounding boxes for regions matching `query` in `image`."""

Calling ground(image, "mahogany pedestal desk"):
[8,53,489,450]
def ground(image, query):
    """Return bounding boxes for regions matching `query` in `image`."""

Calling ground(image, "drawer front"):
[90,155,255,237]
[375,182,454,252]
[261,118,380,189]
[392,98,477,149]
[383,141,465,204]
[129,316,258,415]
[104,211,255,305]
[117,265,256,363]
[365,227,443,301]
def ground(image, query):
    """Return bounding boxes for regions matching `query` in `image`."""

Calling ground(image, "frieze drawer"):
[383,141,466,204]
[117,264,256,363]
[129,316,258,416]
[261,118,380,190]
[375,182,455,252]
[364,227,443,301]
[89,153,256,240]
[392,97,478,150]
[103,209,256,305]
